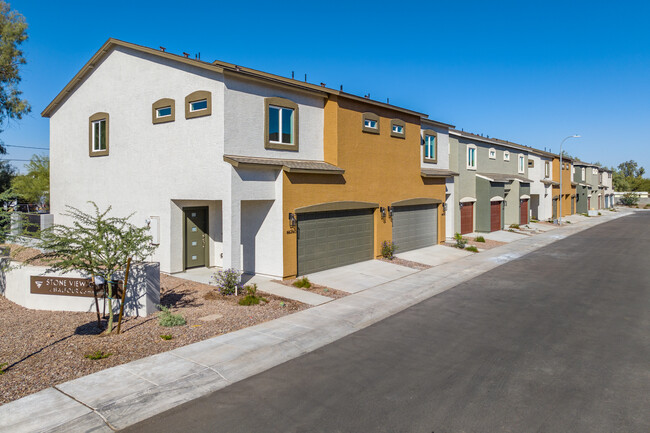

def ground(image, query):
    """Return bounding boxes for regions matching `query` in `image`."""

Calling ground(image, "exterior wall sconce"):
[288,213,297,228]
[387,206,393,218]
[443,203,448,212]
[380,207,386,218]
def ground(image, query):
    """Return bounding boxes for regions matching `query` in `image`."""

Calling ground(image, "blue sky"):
[4,0,650,174]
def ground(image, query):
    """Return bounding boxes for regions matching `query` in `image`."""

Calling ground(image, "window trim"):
[185,90,212,119]
[518,154,525,174]
[504,150,510,161]
[544,161,550,178]
[466,144,477,170]
[362,112,380,134]
[422,130,437,163]
[528,159,535,168]
[488,148,496,159]
[88,112,109,157]
[264,97,299,151]
[390,119,406,139]
[152,98,175,124]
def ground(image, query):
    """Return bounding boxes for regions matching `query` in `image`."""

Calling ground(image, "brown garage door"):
[520,199,529,225]
[490,201,501,232]
[460,202,473,235]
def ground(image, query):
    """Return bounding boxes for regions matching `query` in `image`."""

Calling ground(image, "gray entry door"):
[392,204,438,253]
[184,207,209,269]
[297,209,374,276]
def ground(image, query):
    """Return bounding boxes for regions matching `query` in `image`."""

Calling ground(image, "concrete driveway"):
[307,260,418,293]
[396,244,472,267]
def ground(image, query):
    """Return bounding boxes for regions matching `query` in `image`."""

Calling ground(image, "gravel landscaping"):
[275,278,350,299]
[0,272,306,404]
[378,257,431,270]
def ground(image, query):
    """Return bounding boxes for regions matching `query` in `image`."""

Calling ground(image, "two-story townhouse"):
[552,156,575,218]
[584,164,601,210]
[449,130,532,234]
[43,39,453,279]
[601,168,614,208]
[572,161,590,214]
[527,149,556,221]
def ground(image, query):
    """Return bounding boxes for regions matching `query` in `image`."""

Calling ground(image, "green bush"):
[509,224,520,229]
[598,212,602,215]
[238,284,268,306]
[85,351,111,360]
[466,245,478,252]
[211,268,242,295]
[454,233,467,249]
[0,362,7,375]
[160,334,173,340]
[293,276,311,289]
[381,240,397,259]
[158,305,186,327]
[475,236,485,243]
[620,192,639,206]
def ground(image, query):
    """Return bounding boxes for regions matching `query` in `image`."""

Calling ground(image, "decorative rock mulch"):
[275,278,350,299]
[0,273,306,404]
[378,257,431,270]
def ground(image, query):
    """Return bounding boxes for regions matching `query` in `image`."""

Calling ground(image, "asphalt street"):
[125,212,650,433]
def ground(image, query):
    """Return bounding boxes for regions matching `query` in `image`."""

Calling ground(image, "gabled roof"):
[223,155,344,175]
[43,38,435,120]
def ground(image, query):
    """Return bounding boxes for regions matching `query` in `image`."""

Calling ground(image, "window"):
[264,97,299,150]
[572,165,575,175]
[152,98,175,124]
[467,145,477,170]
[423,131,437,163]
[504,151,510,161]
[582,167,585,181]
[544,161,550,178]
[88,112,109,157]
[362,112,380,134]
[185,90,212,119]
[528,159,535,168]
[518,154,525,173]
[592,168,598,175]
[390,119,406,138]
[489,148,496,159]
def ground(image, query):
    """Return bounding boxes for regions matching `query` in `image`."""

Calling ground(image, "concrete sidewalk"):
[0,209,633,433]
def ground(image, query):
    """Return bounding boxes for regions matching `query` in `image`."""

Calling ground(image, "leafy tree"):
[0,159,15,192]
[11,154,48,206]
[25,202,158,334]
[617,160,645,178]
[0,1,30,137]
[613,160,648,192]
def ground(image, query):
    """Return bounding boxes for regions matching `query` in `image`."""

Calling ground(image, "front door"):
[520,199,529,225]
[460,202,474,235]
[490,201,501,232]
[184,207,209,269]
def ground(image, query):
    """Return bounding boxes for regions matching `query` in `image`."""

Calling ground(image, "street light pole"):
[558,134,581,225]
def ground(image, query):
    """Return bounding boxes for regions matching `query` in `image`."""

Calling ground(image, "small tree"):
[11,155,49,208]
[619,192,639,206]
[25,202,157,333]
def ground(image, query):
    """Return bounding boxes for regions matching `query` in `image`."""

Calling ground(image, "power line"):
[2,144,49,150]
[0,159,36,162]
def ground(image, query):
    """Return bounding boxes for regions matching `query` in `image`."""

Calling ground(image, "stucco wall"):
[528,154,553,221]
[49,46,228,273]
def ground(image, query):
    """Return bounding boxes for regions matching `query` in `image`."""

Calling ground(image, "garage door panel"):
[297,209,374,275]
[392,204,437,253]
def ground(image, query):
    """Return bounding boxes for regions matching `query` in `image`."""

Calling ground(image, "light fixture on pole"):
[558,134,580,225]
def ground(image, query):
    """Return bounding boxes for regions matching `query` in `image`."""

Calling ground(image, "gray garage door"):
[392,204,437,253]
[297,209,374,276]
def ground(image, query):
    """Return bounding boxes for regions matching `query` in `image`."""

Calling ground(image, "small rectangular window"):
[528,160,534,168]
[518,155,525,173]
[424,134,436,160]
[489,149,496,159]
[190,99,208,112]
[504,151,510,161]
[364,119,377,129]
[92,119,107,152]
[268,105,294,144]
[545,161,550,178]
[467,147,477,169]
[156,106,172,118]
[392,124,403,134]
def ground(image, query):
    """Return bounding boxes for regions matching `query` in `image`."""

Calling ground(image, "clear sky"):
[3,0,649,173]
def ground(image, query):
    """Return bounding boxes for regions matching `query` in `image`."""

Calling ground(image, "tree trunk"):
[106,281,114,333]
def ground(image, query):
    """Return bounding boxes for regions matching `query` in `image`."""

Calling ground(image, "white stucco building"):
[527,151,556,221]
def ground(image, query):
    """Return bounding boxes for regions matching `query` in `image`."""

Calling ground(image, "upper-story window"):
[185,90,212,119]
[467,145,477,170]
[152,98,175,124]
[423,131,437,163]
[390,119,406,139]
[528,159,535,168]
[572,165,575,175]
[362,112,380,134]
[264,97,299,150]
[504,151,510,161]
[488,148,496,159]
[544,161,550,178]
[582,167,586,181]
[89,112,109,157]
[592,167,598,175]
[518,154,525,174]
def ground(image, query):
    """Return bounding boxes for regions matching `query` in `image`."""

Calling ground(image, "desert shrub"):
[475,236,485,243]
[454,233,467,249]
[530,218,539,223]
[566,221,572,224]
[85,351,111,360]
[293,276,311,289]
[0,362,6,375]
[620,192,639,206]
[158,305,186,327]
[211,268,242,295]
[381,240,397,259]
[466,245,478,252]
[238,284,268,306]
[160,334,173,340]
[598,212,602,215]
[509,224,520,229]
[644,204,650,209]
